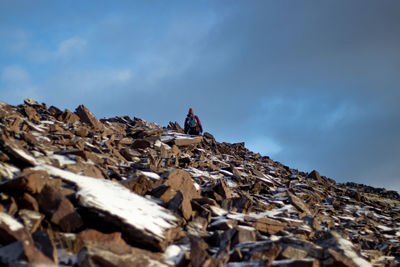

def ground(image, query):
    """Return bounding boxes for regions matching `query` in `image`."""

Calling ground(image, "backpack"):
[188,115,198,128]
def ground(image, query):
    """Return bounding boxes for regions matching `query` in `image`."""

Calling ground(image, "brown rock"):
[164,169,201,220]
[0,169,48,194]
[190,237,211,267]
[0,135,37,167]
[23,105,40,121]
[32,230,58,264]
[174,136,203,146]
[214,179,232,199]
[75,104,104,131]
[280,246,309,259]
[60,109,80,124]
[0,240,54,265]
[75,127,90,137]
[316,231,371,267]
[132,139,151,149]
[15,192,39,211]
[271,258,320,267]
[287,191,312,216]
[18,209,45,233]
[77,242,166,267]
[75,229,127,252]
[252,217,287,235]
[0,212,31,245]
[307,170,323,183]
[232,225,256,245]
[37,184,83,232]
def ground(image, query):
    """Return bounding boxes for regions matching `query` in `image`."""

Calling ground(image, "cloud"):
[29,36,87,62]
[0,65,40,104]
[56,36,87,58]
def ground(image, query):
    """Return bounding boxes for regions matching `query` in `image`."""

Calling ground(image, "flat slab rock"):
[35,164,178,251]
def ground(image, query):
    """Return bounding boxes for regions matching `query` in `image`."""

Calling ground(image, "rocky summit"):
[0,99,399,267]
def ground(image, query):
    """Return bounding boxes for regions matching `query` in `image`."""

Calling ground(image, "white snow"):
[35,165,177,240]
[185,166,221,180]
[0,212,24,231]
[335,233,372,267]
[137,170,161,181]
[49,154,76,166]
[11,147,38,166]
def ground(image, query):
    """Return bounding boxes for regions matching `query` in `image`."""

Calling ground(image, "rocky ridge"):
[0,99,399,266]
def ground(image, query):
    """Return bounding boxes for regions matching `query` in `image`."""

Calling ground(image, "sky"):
[1,1,399,192]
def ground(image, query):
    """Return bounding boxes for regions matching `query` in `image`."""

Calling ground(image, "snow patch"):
[0,212,24,231]
[35,165,177,240]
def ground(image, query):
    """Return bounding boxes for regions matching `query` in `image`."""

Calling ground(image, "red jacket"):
[184,112,203,134]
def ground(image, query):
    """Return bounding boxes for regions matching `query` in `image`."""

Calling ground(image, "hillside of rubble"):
[0,99,399,267]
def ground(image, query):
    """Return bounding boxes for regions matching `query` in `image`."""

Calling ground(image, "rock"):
[75,104,104,131]
[18,209,44,233]
[60,109,80,124]
[214,179,232,199]
[316,231,372,267]
[0,212,32,245]
[0,240,54,265]
[174,136,203,146]
[37,165,178,251]
[0,135,37,168]
[0,169,49,194]
[280,245,309,259]
[23,105,40,121]
[251,217,287,235]
[77,242,167,267]
[164,169,201,220]
[37,184,83,232]
[287,191,312,216]
[132,139,152,149]
[75,229,127,252]
[232,225,256,245]
[307,170,322,183]
[271,258,320,267]
[32,230,58,264]
[15,192,39,211]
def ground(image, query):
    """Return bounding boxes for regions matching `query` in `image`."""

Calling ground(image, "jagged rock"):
[75,229,127,252]
[132,139,152,149]
[316,231,372,267]
[0,239,54,265]
[164,169,201,220]
[23,105,40,121]
[36,165,178,251]
[60,109,80,124]
[77,242,167,267]
[37,184,83,232]
[18,209,45,233]
[271,258,320,267]
[252,217,287,235]
[0,99,399,265]
[0,212,32,245]
[0,169,48,194]
[32,230,58,264]
[0,134,37,168]
[287,191,312,216]
[15,192,39,211]
[75,104,104,131]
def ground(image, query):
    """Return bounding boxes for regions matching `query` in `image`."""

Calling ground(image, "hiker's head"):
[188,108,193,115]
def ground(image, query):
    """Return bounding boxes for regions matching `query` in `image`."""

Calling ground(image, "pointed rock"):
[75,104,104,131]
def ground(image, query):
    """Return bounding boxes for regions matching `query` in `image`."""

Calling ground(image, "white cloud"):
[0,65,40,104]
[1,65,30,83]
[29,36,87,62]
[56,36,87,58]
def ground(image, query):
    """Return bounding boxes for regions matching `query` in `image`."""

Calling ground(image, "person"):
[184,108,203,135]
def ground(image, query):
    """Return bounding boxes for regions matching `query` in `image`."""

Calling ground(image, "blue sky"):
[1,1,400,192]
